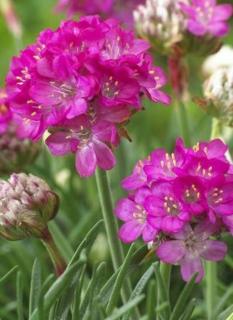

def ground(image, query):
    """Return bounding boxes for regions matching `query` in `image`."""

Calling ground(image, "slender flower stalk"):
[206,262,217,320]
[95,169,124,270]
[42,228,67,276]
[205,117,223,320]
[95,169,133,304]
[168,48,191,146]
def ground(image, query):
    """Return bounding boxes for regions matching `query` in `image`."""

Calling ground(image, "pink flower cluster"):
[115,138,232,282]
[6,16,169,177]
[0,89,12,134]
[56,0,143,28]
[180,0,233,37]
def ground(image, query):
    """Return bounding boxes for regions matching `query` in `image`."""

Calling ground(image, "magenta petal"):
[118,220,143,243]
[161,216,184,233]
[180,256,204,283]
[75,144,97,177]
[201,240,227,261]
[213,5,233,21]
[66,99,88,118]
[93,139,116,170]
[46,132,73,156]
[187,20,206,36]
[208,21,229,37]
[156,240,185,264]
[142,224,158,242]
[115,198,135,222]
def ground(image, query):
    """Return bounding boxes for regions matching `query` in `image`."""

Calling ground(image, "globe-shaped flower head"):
[6,16,170,177]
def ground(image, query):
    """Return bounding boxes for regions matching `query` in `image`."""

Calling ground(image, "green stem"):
[160,262,171,295]
[205,117,221,320]
[95,169,133,304]
[41,228,67,277]
[206,262,217,320]
[176,99,191,146]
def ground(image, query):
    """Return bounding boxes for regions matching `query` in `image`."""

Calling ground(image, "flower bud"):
[0,173,59,240]
[197,67,233,127]
[0,126,40,175]
[202,45,233,78]
[134,0,187,54]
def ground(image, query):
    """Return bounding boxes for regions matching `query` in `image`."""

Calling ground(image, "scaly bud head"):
[199,67,233,126]
[0,173,59,240]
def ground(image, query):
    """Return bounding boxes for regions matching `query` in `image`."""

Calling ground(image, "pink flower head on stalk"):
[115,138,232,281]
[0,89,12,134]
[56,0,144,28]
[180,0,233,37]
[6,16,169,177]
[157,223,227,282]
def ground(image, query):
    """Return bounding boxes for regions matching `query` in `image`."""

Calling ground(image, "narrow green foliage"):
[29,259,42,318]
[215,285,233,315]
[16,271,24,320]
[72,264,87,320]
[226,312,233,320]
[146,280,157,320]
[98,269,120,305]
[123,263,155,320]
[0,265,18,284]
[180,298,197,320]
[37,274,55,320]
[79,262,106,318]
[155,263,171,319]
[106,244,135,314]
[31,261,81,320]
[49,222,74,262]
[68,220,103,268]
[170,273,197,320]
[218,305,233,320]
[105,295,145,320]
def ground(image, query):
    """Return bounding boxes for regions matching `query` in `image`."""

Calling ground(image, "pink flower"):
[156,223,227,282]
[115,187,158,243]
[0,89,11,134]
[56,0,144,28]
[46,116,117,177]
[146,182,191,233]
[121,158,149,191]
[6,16,169,176]
[180,0,233,37]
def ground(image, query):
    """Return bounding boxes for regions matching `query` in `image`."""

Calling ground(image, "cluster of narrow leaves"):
[0,220,232,320]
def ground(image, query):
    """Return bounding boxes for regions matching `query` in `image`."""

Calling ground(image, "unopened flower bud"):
[202,45,233,78]
[134,0,187,54]
[0,173,59,240]
[198,67,233,127]
[0,126,40,175]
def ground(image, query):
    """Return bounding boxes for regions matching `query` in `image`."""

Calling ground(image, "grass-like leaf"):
[179,298,197,320]
[29,259,42,318]
[49,222,74,262]
[146,280,157,320]
[68,220,103,268]
[72,264,87,320]
[16,271,24,320]
[105,295,145,320]
[30,261,81,320]
[106,244,135,315]
[154,263,171,319]
[123,263,155,320]
[0,265,18,284]
[79,262,106,318]
[170,273,197,320]
[38,274,55,320]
